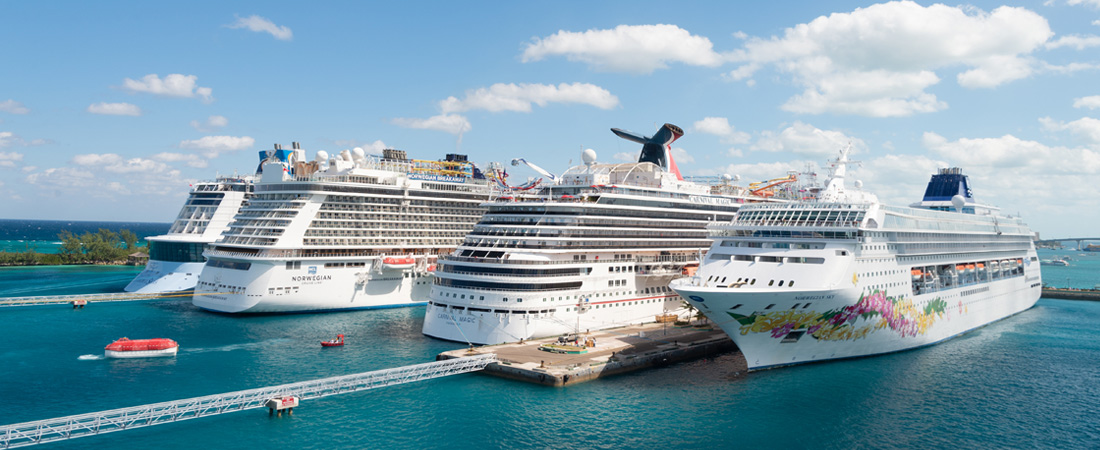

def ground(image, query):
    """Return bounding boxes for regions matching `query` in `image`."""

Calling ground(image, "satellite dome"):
[854,180,863,189]
[315,151,329,162]
[951,194,966,210]
[582,149,597,165]
[721,173,732,182]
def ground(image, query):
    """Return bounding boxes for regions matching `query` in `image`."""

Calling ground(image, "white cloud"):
[392,114,472,136]
[0,151,23,168]
[728,1,1052,116]
[521,24,725,74]
[179,135,255,158]
[227,15,292,41]
[1072,95,1100,109]
[0,100,29,115]
[1066,0,1100,8]
[692,117,751,144]
[87,102,142,116]
[671,147,694,164]
[752,122,865,158]
[72,153,176,174]
[152,152,208,168]
[1046,35,1100,50]
[26,163,190,198]
[439,82,618,113]
[122,74,214,103]
[331,139,386,155]
[0,131,46,148]
[190,115,228,132]
[922,131,1100,173]
[613,152,636,162]
[1040,116,1100,146]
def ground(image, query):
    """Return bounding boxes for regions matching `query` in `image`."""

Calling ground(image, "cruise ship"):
[670,146,1041,370]
[192,144,497,313]
[421,123,787,345]
[124,175,254,293]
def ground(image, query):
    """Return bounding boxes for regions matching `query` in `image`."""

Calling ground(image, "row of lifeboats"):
[910,258,1024,278]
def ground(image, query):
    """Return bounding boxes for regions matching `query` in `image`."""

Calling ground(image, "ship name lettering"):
[291,275,332,282]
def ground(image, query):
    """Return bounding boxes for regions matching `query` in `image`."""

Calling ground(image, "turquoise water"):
[0,219,170,253]
[2,254,1099,448]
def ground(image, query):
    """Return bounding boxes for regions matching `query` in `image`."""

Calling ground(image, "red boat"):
[105,337,179,358]
[321,334,345,347]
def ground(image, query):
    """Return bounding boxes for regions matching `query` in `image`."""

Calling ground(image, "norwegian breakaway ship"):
[670,146,1041,370]
[193,144,496,313]
[124,175,254,293]
[421,123,785,345]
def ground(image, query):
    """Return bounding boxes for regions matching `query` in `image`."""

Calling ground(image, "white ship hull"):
[422,292,685,345]
[105,347,179,358]
[193,261,432,313]
[124,260,205,293]
[672,267,1041,370]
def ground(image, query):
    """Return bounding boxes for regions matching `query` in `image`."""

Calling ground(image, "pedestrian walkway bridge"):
[0,290,194,308]
[0,354,496,448]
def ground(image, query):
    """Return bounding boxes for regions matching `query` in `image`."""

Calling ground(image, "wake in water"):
[181,338,295,354]
[78,354,105,360]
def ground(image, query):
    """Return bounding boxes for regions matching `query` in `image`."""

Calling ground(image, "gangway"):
[0,353,497,448]
[0,291,194,308]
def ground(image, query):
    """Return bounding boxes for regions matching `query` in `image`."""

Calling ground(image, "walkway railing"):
[0,291,194,307]
[0,354,497,448]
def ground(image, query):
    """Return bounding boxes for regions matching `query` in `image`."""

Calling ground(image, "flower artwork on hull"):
[729,290,951,342]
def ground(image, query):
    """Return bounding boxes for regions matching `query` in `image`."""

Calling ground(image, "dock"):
[1042,287,1100,301]
[437,322,742,387]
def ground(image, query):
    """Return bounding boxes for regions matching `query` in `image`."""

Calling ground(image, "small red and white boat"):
[104,337,179,358]
[321,334,345,347]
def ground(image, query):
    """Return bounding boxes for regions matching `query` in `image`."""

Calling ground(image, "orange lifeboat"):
[911,268,922,277]
[105,337,179,358]
[321,334,345,347]
[955,264,966,271]
[382,256,416,270]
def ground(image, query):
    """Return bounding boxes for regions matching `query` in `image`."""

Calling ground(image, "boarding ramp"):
[0,291,194,307]
[0,354,497,448]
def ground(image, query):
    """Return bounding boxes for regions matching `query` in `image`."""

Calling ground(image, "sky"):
[2,0,1099,239]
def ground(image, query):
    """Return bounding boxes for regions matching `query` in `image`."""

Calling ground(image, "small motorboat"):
[321,334,345,347]
[105,337,179,358]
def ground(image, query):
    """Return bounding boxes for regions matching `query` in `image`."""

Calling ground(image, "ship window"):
[789,281,795,288]
[791,303,799,308]
[803,302,810,308]
[779,280,785,287]
[768,280,774,286]
[503,298,508,302]
[751,279,757,285]
[731,304,742,309]
[765,304,775,309]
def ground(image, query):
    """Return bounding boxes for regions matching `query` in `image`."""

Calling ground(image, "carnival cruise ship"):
[670,146,1041,370]
[124,175,254,293]
[192,144,496,313]
[421,123,787,345]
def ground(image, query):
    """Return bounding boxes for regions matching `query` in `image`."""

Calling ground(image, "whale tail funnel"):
[610,123,684,180]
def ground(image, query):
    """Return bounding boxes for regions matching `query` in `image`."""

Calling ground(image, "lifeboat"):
[426,264,436,272]
[104,337,179,358]
[955,264,966,271]
[911,268,922,277]
[381,256,416,270]
[977,263,985,269]
[966,264,975,271]
[321,334,345,347]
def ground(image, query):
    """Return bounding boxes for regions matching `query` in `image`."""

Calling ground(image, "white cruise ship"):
[670,146,1041,370]
[421,123,786,345]
[124,175,254,293]
[192,145,497,313]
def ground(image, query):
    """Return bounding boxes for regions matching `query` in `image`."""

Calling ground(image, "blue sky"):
[2,1,1099,238]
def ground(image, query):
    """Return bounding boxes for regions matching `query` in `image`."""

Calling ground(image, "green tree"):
[58,230,84,263]
[119,229,138,250]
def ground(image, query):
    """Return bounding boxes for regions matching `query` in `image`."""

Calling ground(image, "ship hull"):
[105,347,178,358]
[672,276,1040,370]
[422,293,685,345]
[124,260,205,293]
[193,260,432,313]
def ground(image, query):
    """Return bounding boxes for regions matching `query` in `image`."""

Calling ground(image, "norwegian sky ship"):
[670,146,1041,370]
[124,175,254,293]
[421,123,787,345]
[192,144,496,313]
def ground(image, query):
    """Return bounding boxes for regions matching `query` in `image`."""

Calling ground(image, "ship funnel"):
[609,123,684,180]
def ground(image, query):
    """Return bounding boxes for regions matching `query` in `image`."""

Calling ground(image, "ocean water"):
[1,251,1098,449]
[0,219,170,253]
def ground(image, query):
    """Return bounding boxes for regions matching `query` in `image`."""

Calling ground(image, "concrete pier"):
[1042,287,1100,301]
[437,322,743,387]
